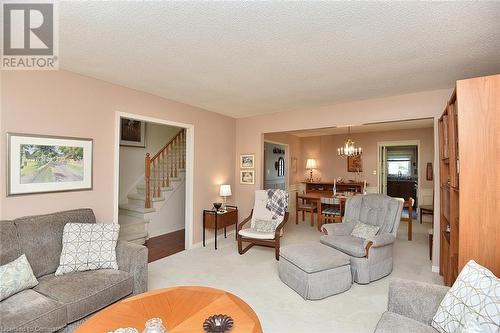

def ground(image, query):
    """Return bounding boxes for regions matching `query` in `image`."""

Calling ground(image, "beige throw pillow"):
[350,222,380,240]
[0,254,38,301]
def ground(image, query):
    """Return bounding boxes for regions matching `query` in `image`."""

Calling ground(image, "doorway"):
[113,112,194,254]
[263,141,288,191]
[378,141,420,206]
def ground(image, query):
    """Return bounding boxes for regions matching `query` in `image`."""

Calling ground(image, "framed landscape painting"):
[7,133,93,196]
[120,118,146,147]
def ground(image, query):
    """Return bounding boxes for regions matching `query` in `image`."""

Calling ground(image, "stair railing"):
[144,129,185,208]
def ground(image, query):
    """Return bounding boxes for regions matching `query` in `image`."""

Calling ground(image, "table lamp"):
[306,159,317,182]
[219,184,232,209]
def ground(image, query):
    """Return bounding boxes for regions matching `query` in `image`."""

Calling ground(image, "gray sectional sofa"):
[0,209,148,333]
[374,278,449,333]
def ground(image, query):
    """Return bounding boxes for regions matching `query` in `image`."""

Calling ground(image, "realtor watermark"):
[1,1,59,70]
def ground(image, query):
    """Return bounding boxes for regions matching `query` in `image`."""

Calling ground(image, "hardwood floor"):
[145,229,185,263]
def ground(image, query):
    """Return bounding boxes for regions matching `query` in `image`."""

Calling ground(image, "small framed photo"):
[240,154,255,169]
[120,118,146,147]
[240,170,255,185]
[7,133,93,196]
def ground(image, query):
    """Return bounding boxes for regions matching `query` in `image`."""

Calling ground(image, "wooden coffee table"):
[75,286,263,333]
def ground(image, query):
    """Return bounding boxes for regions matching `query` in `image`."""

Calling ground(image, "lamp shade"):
[306,159,317,170]
[219,184,232,197]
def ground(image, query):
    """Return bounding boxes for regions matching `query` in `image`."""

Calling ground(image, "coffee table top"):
[75,286,263,333]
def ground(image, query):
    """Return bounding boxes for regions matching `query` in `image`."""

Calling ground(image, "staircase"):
[118,129,186,244]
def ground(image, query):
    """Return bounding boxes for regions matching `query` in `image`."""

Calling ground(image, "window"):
[388,159,411,176]
[277,157,285,177]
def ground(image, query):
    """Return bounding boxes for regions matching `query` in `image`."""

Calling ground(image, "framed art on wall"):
[240,154,255,169]
[240,170,255,185]
[7,133,93,196]
[347,155,362,172]
[120,118,146,147]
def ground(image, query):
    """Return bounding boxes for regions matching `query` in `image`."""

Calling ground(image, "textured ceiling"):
[285,118,434,137]
[59,2,500,118]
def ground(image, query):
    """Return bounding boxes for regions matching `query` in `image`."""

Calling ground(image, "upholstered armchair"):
[238,190,289,260]
[320,194,403,284]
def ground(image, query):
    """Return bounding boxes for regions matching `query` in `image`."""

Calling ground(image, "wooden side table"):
[203,205,238,250]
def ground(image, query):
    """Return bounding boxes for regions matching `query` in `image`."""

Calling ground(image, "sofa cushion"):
[0,289,66,332]
[14,209,96,278]
[375,311,438,333]
[320,234,366,258]
[280,242,350,273]
[34,269,133,323]
[0,220,22,265]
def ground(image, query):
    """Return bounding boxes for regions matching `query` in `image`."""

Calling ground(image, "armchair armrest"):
[364,233,396,248]
[322,222,354,236]
[388,278,449,325]
[116,241,148,295]
[238,210,253,232]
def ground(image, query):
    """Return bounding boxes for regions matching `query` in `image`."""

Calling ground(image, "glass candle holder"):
[143,318,167,333]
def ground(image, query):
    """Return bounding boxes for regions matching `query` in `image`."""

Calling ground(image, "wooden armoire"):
[438,74,499,286]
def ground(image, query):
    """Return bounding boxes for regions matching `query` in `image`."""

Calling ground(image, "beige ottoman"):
[278,242,352,300]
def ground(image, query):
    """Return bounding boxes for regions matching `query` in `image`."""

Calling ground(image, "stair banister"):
[144,129,185,209]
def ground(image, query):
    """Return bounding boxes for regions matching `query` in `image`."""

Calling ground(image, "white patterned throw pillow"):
[55,223,120,276]
[431,260,500,333]
[350,222,379,240]
[0,254,38,301]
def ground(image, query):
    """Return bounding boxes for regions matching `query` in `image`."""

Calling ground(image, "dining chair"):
[296,193,317,226]
[320,196,344,226]
[401,197,415,241]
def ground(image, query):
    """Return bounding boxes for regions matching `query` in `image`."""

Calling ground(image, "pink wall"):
[0,71,235,245]
[297,127,435,189]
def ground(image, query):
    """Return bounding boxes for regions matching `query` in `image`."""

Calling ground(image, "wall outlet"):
[372,170,377,175]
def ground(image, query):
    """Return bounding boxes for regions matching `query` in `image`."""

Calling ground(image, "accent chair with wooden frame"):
[296,193,317,226]
[238,190,289,260]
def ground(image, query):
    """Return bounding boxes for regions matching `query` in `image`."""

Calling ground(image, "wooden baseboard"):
[145,229,185,263]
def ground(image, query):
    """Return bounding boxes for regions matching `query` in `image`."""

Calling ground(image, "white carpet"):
[148,215,442,333]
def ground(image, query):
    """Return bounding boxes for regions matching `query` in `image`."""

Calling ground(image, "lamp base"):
[309,170,313,182]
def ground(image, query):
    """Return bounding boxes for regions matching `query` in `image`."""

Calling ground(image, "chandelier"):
[337,126,362,157]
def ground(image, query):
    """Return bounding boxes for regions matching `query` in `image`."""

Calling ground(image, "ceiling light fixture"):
[337,126,362,157]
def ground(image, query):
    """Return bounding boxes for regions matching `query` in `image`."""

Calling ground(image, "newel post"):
[145,153,151,209]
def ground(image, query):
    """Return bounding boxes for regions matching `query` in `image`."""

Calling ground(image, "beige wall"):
[297,127,434,190]
[0,71,236,245]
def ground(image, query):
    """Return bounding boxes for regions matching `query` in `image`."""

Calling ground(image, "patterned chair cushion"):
[55,223,120,276]
[431,260,500,333]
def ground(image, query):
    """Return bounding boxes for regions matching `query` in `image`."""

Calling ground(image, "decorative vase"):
[142,318,167,333]
[213,202,222,211]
